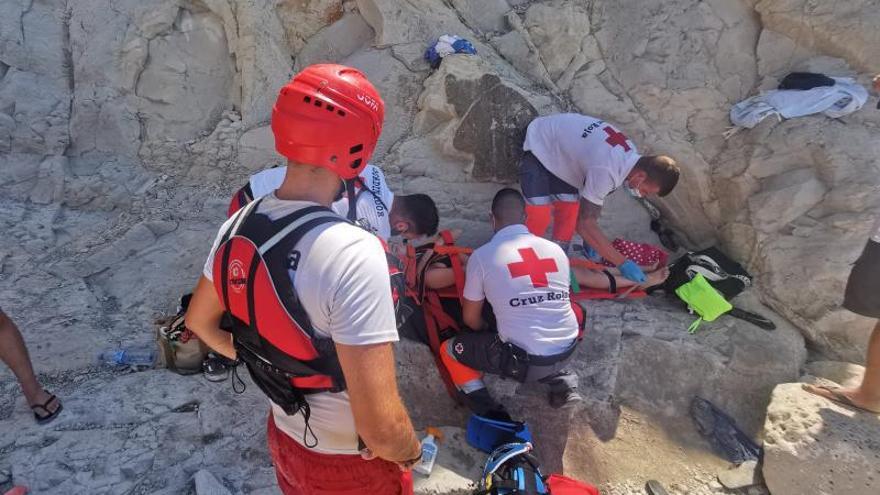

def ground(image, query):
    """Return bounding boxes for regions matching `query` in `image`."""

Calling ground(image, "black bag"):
[662,247,776,331]
[778,72,835,91]
[664,247,752,299]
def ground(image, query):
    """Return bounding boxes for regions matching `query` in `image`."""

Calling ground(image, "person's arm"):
[576,198,625,265]
[461,297,487,331]
[327,233,420,467]
[185,276,236,359]
[424,265,456,289]
[461,252,488,330]
[336,342,421,465]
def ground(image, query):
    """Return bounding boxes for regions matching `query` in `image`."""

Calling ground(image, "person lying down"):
[571,262,669,293]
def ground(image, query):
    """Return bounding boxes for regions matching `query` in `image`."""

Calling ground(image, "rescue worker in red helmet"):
[186,64,421,494]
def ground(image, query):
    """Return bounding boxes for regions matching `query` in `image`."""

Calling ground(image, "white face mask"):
[624,180,643,199]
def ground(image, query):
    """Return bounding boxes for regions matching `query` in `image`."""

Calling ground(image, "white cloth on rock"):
[730,77,868,129]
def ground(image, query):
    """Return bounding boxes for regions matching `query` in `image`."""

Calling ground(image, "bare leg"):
[804,320,880,413]
[0,310,58,414]
[573,265,669,290]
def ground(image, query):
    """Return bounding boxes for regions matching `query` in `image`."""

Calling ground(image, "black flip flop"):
[646,480,669,495]
[31,392,63,424]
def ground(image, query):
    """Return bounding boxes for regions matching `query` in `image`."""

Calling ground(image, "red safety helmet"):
[271,64,385,180]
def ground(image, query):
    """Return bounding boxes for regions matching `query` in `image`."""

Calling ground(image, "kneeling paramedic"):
[185,64,421,494]
[440,188,583,414]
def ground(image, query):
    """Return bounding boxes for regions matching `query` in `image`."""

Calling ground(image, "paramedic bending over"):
[520,113,681,283]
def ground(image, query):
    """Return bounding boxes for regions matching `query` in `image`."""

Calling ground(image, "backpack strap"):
[439,230,467,302]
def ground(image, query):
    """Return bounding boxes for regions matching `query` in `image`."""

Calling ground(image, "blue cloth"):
[424,35,477,69]
[619,259,647,284]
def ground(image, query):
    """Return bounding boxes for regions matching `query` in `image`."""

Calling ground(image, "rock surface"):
[2,0,880,493]
[762,382,880,495]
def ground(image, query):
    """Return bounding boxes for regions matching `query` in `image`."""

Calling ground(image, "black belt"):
[525,340,579,367]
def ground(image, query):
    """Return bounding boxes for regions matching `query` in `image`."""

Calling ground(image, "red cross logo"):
[603,126,631,152]
[507,248,558,288]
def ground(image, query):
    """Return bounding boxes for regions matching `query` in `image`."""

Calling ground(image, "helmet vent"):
[350,158,362,169]
[303,96,311,103]
[349,144,363,154]
[326,104,335,112]
[337,110,346,117]
[314,99,322,108]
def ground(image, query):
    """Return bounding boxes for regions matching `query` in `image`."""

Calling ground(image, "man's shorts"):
[843,240,880,318]
[519,151,579,205]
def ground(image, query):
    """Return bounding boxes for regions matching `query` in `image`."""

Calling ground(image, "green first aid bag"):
[675,273,732,333]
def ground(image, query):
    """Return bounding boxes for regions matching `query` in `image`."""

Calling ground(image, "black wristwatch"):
[399,451,423,470]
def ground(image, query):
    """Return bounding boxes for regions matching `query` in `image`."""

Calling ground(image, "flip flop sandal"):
[31,392,63,425]
[802,384,880,414]
[645,479,669,495]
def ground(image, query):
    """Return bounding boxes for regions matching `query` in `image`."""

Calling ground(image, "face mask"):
[624,180,643,199]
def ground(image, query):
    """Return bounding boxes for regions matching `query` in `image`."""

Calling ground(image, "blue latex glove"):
[619,259,647,284]
[582,244,603,262]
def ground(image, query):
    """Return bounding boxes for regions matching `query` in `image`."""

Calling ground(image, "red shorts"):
[266,415,413,495]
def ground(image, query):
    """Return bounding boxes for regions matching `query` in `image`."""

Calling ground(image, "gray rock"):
[134,6,235,141]
[762,382,880,495]
[194,469,232,495]
[449,72,537,182]
[717,460,762,489]
[238,125,279,172]
[450,0,511,35]
[294,13,374,72]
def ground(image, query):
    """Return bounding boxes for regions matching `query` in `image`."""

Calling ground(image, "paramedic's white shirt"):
[247,164,394,240]
[463,224,578,356]
[203,194,399,454]
[523,113,641,205]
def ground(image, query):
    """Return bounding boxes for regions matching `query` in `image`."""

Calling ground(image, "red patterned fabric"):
[602,238,668,268]
[267,415,413,495]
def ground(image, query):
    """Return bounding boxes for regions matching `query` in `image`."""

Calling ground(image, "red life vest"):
[212,199,350,419]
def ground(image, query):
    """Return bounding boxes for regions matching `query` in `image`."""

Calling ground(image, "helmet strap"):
[344,179,358,222]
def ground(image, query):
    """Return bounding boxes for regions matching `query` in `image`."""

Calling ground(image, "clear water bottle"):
[97,346,156,368]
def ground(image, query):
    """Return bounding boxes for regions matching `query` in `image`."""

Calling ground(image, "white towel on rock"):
[730,77,868,129]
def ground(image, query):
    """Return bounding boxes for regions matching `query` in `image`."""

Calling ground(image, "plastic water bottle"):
[97,346,156,368]
[413,427,443,476]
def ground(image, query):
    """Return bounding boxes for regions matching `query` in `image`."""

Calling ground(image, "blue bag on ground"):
[690,396,761,464]
[467,414,533,454]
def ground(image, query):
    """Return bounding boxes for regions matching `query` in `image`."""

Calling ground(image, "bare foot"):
[802,383,880,414]
[645,266,670,287]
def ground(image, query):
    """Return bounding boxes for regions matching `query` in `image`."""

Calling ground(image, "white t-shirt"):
[523,113,641,206]
[246,164,395,240]
[202,194,399,454]
[463,224,578,356]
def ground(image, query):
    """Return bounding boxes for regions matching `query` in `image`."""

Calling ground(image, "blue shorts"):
[519,151,579,205]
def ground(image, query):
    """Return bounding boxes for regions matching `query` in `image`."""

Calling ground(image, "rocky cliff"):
[1,1,878,494]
